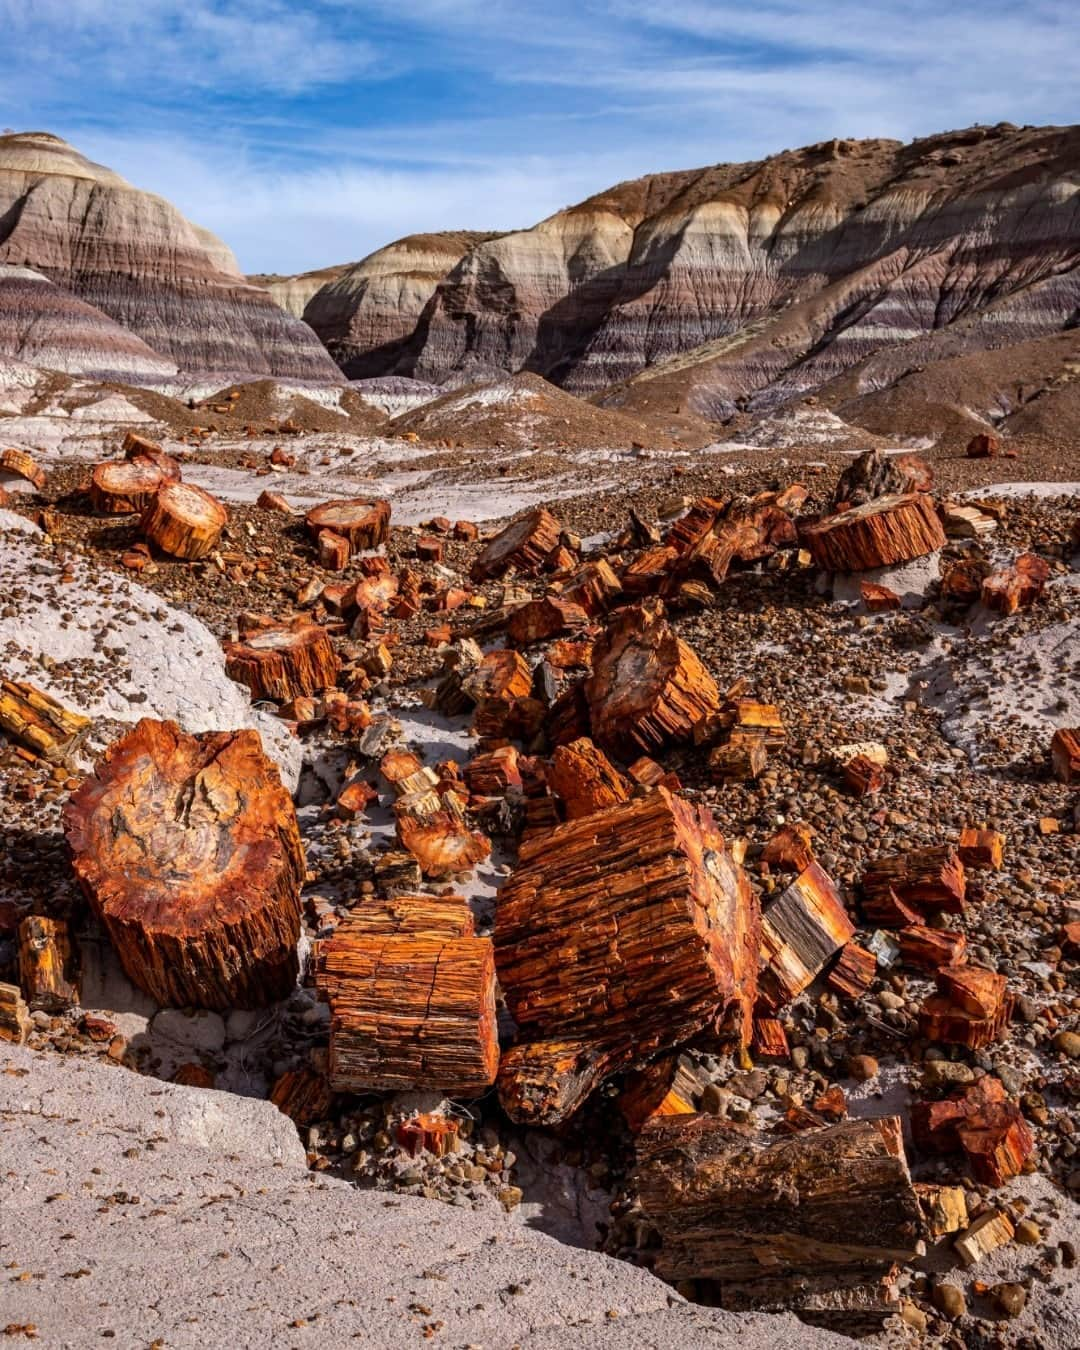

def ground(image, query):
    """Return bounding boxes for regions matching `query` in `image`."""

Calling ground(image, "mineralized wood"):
[0,447,46,491]
[631,1115,922,1302]
[860,581,901,612]
[465,745,521,796]
[958,827,1005,870]
[585,600,720,759]
[494,789,759,1125]
[1051,728,1080,784]
[140,480,228,559]
[941,556,991,606]
[708,733,766,782]
[758,863,855,1012]
[470,508,562,581]
[832,449,933,509]
[899,925,966,971]
[462,649,532,707]
[90,458,179,514]
[761,823,816,874]
[224,622,340,701]
[0,679,90,763]
[270,1066,334,1126]
[563,560,622,616]
[256,489,293,513]
[966,433,999,459]
[0,981,31,1044]
[844,754,886,796]
[752,1017,790,1059]
[17,916,77,1012]
[802,493,946,571]
[394,787,491,878]
[956,1104,1034,1187]
[547,737,631,819]
[618,1055,702,1131]
[981,553,1050,614]
[506,596,588,645]
[825,942,877,999]
[861,845,967,916]
[622,545,679,596]
[915,1183,968,1237]
[955,1210,1014,1266]
[345,892,475,939]
[305,497,390,550]
[919,966,1013,1049]
[318,529,350,571]
[63,719,304,1010]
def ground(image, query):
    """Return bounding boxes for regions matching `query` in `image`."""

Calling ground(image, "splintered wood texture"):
[861,846,967,916]
[470,508,562,581]
[0,981,31,1044]
[63,719,304,1010]
[463,649,532,706]
[981,553,1050,615]
[18,916,77,1012]
[832,449,933,508]
[140,480,228,560]
[224,623,340,701]
[758,862,855,1011]
[342,892,475,939]
[270,1065,334,1126]
[585,600,720,758]
[802,493,946,571]
[305,497,390,549]
[914,1077,1033,1188]
[563,560,621,616]
[506,596,588,645]
[494,789,759,1124]
[898,925,966,971]
[0,679,90,763]
[632,1115,921,1296]
[919,965,1013,1048]
[0,447,46,490]
[761,823,815,874]
[825,942,877,999]
[958,827,1004,870]
[394,789,491,878]
[547,737,631,820]
[90,458,179,514]
[1051,729,1080,784]
[317,919,498,1094]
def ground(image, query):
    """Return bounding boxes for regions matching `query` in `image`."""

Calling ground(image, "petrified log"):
[585,600,720,759]
[224,622,339,702]
[471,508,562,581]
[916,1183,968,1237]
[981,553,1050,615]
[64,719,304,1010]
[0,981,31,1044]
[955,1209,1014,1266]
[664,497,727,554]
[631,1115,921,1307]
[0,447,46,491]
[898,925,966,971]
[90,458,180,514]
[495,789,759,1124]
[758,863,855,1012]
[825,942,877,999]
[0,680,91,763]
[913,1077,1032,1188]
[832,449,934,509]
[397,1112,460,1156]
[618,1054,703,1131]
[545,680,592,748]
[708,733,767,781]
[622,545,679,597]
[465,745,521,797]
[1050,728,1080,784]
[803,493,946,571]
[940,556,991,607]
[256,489,293,513]
[346,892,475,938]
[270,1065,334,1126]
[462,649,532,707]
[305,497,390,550]
[919,966,1012,1049]
[752,1017,790,1059]
[860,581,901,612]
[958,827,1004,870]
[563,560,622,616]
[140,481,228,560]
[844,753,886,796]
[761,823,816,875]
[17,916,77,1012]
[546,737,631,820]
[394,787,491,878]
[506,596,588,645]
[318,530,351,571]
[939,502,997,538]
[966,433,999,459]
[861,845,966,916]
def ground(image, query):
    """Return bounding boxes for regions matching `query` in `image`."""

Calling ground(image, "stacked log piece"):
[494,789,759,1125]
[1050,728,1080,784]
[802,493,946,571]
[224,623,340,702]
[305,497,391,553]
[140,481,228,559]
[825,942,877,999]
[958,827,1005,871]
[585,600,720,759]
[913,1077,1033,1187]
[757,863,855,1012]
[316,892,499,1094]
[17,916,78,1012]
[0,680,91,763]
[630,1114,922,1311]
[981,553,1050,614]
[90,456,180,514]
[0,447,47,491]
[918,965,1013,1049]
[844,753,885,796]
[546,737,631,820]
[465,745,521,797]
[861,845,967,917]
[0,981,32,1044]
[470,508,562,581]
[831,448,933,508]
[64,719,304,1010]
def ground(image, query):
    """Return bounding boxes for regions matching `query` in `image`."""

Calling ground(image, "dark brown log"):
[470,508,562,581]
[90,458,180,514]
[305,497,390,550]
[270,1065,334,1126]
[17,916,77,1012]
[631,1115,921,1309]
[224,622,340,701]
[547,737,631,820]
[803,493,946,572]
[898,925,966,971]
[0,981,31,1044]
[140,481,228,560]
[861,887,922,927]
[506,596,588,645]
[966,433,999,458]
[981,553,1050,615]
[0,447,46,491]
[373,850,423,896]
[1050,728,1080,784]
[844,753,886,797]
[831,448,933,509]
[0,679,91,764]
[758,863,855,1012]
[825,942,877,999]
[494,789,759,1124]
[318,529,351,570]
[861,845,967,916]
[585,600,720,759]
[64,718,304,1010]
[958,827,1004,870]
[545,680,592,748]
[918,966,1013,1049]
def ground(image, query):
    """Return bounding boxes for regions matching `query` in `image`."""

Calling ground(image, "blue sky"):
[1,1,1077,273]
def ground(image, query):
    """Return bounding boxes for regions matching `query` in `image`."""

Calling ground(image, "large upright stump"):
[224,623,340,702]
[802,493,946,571]
[140,481,228,560]
[305,497,390,551]
[494,788,759,1125]
[90,458,180,514]
[585,600,720,759]
[64,719,304,1010]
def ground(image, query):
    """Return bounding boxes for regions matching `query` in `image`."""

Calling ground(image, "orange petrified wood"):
[1050,729,1080,784]
[224,622,340,702]
[17,916,78,1012]
[64,719,304,1010]
[757,863,855,1012]
[470,508,562,581]
[305,497,391,550]
[861,845,967,916]
[90,457,180,514]
[958,827,1005,871]
[546,737,631,820]
[802,493,946,571]
[140,481,228,559]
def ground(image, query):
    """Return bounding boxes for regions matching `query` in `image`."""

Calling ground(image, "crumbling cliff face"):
[0,132,342,383]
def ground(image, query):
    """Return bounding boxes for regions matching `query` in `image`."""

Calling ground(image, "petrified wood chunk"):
[0,447,46,491]
[913,1077,1032,1188]
[318,529,351,571]
[758,863,855,1011]
[470,508,562,581]
[981,553,1050,615]
[585,600,720,759]
[64,719,304,1010]
[958,827,1004,870]
[825,942,877,999]
[918,966,1013,1049]
[394,787,491,878]
[462,649,532,707]
[761,823,816,875]
[256,489,293,513]
[494,789,759,1125]
[90,457,181,514]
[618,1054,703,1131]
[631,1115,921,1304]
[0,981,31,1044]
[465,745,522,797]
[966,433,999,459]
[898,925,966,971]
[18,916,78,1012]
[1050,728,1080,784]
[708,733,767,782]
[802,493,946,572]
[940,556,991,607]
[140,480,228,560]
[860,581,901,612]
[955,1209,1015,1266]
[305,497,391,550]
[563,560,622,616]
[224,622,340,702]
[270,1065,334,1126]
[546,737,631,820]
[831,448,933,508]
[861,845,967,916]
[506,596,588,645]
[0,679,90,763]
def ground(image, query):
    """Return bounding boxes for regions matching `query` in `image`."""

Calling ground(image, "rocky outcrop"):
[249,263,351,319]
[0,132,342,383]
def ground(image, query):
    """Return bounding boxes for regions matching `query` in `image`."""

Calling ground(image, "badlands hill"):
[0,132,341,383]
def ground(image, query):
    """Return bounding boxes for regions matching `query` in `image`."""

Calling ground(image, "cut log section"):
[802,493,946,571]
[494,789,759,1125]
[17,916,78,1012]
[913,1077,1033,1188]
[758,863,855,1012]
[140,480,228,560]
[918,965,1013,1049]
[223,623,340,702]
[898,925,966,971]
[305,497,390,551]
[630,1115,922,1310]
[506,596,589,645]
[1050,728,1080,784]
[0,981,31,1044]
[63,719,304,1010]
[0,447,46,491]
[585,600,720,759]
[318,530,351,571]
[0,679,91,763]
[546,737,631,820]
[825,942,877,999]
[861,845,967,917]
[90,458,180,514]
[470,508,562,581]
[394,787,491,878]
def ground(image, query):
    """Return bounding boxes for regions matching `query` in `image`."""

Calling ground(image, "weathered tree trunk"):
[831,449,933,508]
[224,623,340,701]
[494,789,759,1125]
[758,863,855,1012]
[90,458,180,514]
[546,737,631,820]
[18,916,78,1012]
[64,719,304,1010]
[0,447,46,491]
[802,493,946,571]
[140,481,228,560]
[0,680,91,764]
[470,508,562,581]
[305,497,390,550]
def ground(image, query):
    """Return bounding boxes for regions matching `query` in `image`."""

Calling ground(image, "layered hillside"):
[0,132,342,383]
[249,264,352,319]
